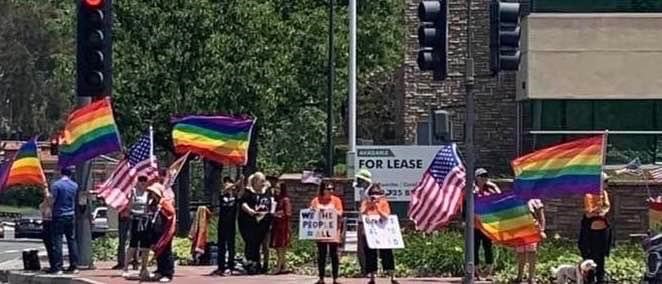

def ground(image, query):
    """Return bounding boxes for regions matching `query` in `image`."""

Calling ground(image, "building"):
[404,0,662,175]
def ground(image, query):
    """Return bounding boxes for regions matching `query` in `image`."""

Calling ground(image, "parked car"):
[14,214,43,239]
[92,206,108,239]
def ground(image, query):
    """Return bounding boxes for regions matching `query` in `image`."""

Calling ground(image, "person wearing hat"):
[150,171,177,283]
[473,168,501,279]
[210,176,242,276]
[578,172,612,283]
[122,175,153,279]
[354,168,373,276]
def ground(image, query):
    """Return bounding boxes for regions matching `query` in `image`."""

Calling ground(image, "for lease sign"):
[354,145,442,201]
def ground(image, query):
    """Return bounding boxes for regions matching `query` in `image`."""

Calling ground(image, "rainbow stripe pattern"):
[650,201,662,231]
[172,115,254,165]
[58,97,122,168]
[476,191,542,247]
[0,139,47,191]
[512,135,605,199]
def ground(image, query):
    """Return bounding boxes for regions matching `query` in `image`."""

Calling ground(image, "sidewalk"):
[6,261,493,284]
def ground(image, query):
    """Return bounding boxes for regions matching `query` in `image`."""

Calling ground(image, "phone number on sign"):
[385,189,410,197]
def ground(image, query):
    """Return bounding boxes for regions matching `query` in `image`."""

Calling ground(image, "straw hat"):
[146,183,164,199]
[356,168,372,184]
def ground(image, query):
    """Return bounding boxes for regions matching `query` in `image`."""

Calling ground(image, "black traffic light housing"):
[417,0,448,81]
[77,0,112,97]
[490,0,521,73]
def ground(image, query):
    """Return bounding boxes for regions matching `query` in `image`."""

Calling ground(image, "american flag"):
[650,166,662,182]
[408,144,466,233]
[94,133,158,210]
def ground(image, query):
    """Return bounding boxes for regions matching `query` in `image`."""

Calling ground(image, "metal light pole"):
[347,0,357,179]
[75,96,94,268]
[326,0,336,177]
[463,0,476,282]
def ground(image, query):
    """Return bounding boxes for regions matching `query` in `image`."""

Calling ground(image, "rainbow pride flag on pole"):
[172,115,255,166]
[58,97,122,168]
[512,135,605,199]
[476,191,542,247]
[0,139,47,191]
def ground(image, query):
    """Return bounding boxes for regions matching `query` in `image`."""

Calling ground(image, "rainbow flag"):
[650,201,662,231]
[172,115,254,165]
[58,97,122,168]
[0,139,47,191]
[476,191,542,247]
[512,135,605,199]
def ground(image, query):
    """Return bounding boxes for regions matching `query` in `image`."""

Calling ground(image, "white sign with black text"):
[298,209,338,240]
[362,215,405,249]
[354,145,442,201]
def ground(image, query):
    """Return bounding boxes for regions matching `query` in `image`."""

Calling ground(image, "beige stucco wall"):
[517,13,662,100]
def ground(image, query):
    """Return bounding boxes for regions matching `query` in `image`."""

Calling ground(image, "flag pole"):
[601,130,608,193]
[149,125,155,166]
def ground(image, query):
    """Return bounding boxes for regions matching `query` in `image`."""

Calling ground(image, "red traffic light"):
[83,0,103,9]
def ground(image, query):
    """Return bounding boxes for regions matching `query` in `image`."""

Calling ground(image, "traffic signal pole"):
[463,0,476,282]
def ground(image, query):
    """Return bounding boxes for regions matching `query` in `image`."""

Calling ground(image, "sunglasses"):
[478,174,488,178]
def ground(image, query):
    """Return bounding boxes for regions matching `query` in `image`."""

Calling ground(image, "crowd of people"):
[36,165,613,284]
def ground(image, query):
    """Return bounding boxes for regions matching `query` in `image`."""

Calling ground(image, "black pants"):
[42,220,54,269]
[156,240,174,279]
[217,227,236,271]
[582,228,609,283]
[365,246,395,274]
[317,242,339,279]
[51,216,79,272]
[474,229,493,266]
[244,222,270,265]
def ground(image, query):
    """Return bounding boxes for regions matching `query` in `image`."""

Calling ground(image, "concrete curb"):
[6,270,103,284]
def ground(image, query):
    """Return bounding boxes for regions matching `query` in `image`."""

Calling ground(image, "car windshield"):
[95,209,107,218]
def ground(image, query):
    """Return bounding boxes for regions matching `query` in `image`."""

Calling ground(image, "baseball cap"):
[475,168,488,177]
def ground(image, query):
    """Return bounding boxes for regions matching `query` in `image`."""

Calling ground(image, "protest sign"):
[362,215,405,249]
[299,208,338,240]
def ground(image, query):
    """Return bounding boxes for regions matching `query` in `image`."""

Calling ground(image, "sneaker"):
[121,271,131,278]
[208,269,224,276]
[159,276,172,283]
[49,270,63,275]
[66,267,79,274]
[111,264,123,270]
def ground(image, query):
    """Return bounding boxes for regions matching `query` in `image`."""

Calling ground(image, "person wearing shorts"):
[122,175,152,279]
[514,199,546,284]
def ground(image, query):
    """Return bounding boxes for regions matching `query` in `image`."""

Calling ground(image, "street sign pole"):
[464,0,476,282]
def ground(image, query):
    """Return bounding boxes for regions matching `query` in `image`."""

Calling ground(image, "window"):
[532,0,662,13]
[524,100,662,164]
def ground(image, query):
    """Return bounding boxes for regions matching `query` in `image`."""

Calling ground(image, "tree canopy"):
[0,0,405,174]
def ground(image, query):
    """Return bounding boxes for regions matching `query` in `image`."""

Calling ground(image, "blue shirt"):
[51,176,78,218]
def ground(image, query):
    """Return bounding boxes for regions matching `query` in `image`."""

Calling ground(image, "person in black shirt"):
[238,172,274,274]
[210,176,242,276]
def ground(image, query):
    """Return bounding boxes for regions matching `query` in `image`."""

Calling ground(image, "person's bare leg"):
[516,252,525,283]
[527,251,537,284]
[139,248,150,280]
[122,247,136,276]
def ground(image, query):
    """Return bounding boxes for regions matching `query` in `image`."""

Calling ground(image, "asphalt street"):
[0,239,44,263]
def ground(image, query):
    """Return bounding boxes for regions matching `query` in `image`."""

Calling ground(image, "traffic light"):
[77,0,112,97]
[417,0,448,81]
[490,0,521,73]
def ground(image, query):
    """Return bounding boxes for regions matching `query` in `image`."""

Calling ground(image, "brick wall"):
[403,0,522,176]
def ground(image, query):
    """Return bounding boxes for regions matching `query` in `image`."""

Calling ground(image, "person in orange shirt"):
[578,172,612,284]
[361,184,398,284]
[310,182,344,284]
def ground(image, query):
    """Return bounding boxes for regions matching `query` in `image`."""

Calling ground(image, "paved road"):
[0,239,44,263]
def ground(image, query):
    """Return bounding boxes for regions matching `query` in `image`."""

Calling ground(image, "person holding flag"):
[579,172,612,284]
